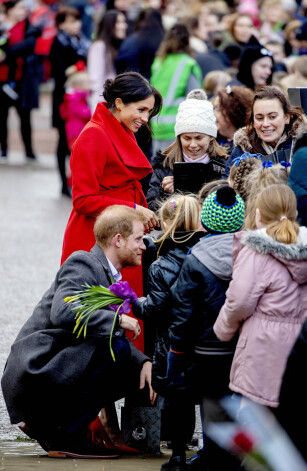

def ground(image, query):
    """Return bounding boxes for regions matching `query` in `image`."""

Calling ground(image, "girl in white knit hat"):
[146,89,228,212]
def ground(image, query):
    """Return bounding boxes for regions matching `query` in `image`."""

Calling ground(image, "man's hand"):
[139,361,156,405]
[119,314,141,341]
[162,176,174,194]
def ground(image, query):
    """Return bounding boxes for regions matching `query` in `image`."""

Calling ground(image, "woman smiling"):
[224,86,306,176]
[61,71,162,265]
[146,89,227,211]
[61,72,162,352]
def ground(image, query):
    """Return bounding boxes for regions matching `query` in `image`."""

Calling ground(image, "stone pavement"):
[0,91,201,469]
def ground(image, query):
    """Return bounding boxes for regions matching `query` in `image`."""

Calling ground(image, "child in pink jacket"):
[60,67,92,151]
[214,183,307,408]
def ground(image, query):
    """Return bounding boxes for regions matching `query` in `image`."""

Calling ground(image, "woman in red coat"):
[61,71,162,351]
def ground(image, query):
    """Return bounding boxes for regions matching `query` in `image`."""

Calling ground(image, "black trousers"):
[196,353,242,471]
[56,118,70,191]
[0,86,34,157]
[25,338,149,449]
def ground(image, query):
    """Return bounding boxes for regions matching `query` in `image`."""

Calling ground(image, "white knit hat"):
[174,89,217,138]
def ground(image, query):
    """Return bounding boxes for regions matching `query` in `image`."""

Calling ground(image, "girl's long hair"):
[256,184,299,244]
[156,23,192,60]
[95,10,124,62]
[155,193,200,256]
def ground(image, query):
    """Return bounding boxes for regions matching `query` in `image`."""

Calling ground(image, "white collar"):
[106,257,122,283]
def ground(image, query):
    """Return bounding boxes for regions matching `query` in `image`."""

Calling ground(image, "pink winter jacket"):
[60,89,92,150]
[214,227,307,408]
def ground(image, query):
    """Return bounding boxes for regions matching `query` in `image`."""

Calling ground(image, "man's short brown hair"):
[94,205,146,248]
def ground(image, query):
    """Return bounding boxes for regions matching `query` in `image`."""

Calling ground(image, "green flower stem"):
[109,304,123,362]
[66,283,128,359]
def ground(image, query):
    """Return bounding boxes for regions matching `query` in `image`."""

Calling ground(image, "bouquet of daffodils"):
[65,281,138,361]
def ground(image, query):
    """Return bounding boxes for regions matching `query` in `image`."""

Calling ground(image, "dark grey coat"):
[1,244,148,424]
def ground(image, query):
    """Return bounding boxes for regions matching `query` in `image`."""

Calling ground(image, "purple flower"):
[109,281,138,304]
[109,299,131,316]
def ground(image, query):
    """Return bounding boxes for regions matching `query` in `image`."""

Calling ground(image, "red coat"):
[61,102,153,350]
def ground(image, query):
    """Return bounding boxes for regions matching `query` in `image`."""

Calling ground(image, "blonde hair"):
[65,71,90,89]
[203,70,231,96]
[292,56,307,78]
[256,184,299,244]
[162,136,227,170]
[229,156,262,201]
[244,164,290,229]
[156,194,200,255]
[284,19,302,43]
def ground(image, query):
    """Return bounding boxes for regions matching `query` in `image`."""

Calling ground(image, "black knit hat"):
[237,36,274,89]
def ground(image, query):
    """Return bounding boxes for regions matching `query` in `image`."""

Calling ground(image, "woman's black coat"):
[49,30,89,128]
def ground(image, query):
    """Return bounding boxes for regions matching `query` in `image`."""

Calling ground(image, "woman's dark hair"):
[246,86,304,153]
[3,0,23,12]
[134,7,164,35]
[95,9,124,61]
[103,72,162,131]
[156,23,191,59]
[217,86,254,130]
[55,6,81,27]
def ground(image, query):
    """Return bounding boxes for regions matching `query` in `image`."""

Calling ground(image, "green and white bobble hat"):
[201,186,245,234]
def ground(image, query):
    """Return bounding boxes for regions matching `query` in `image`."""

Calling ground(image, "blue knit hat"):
[201,187,245,233]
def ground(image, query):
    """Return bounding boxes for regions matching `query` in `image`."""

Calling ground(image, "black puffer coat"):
[133,231,205,394]
[146,152,173,212]
[169,233,238,398]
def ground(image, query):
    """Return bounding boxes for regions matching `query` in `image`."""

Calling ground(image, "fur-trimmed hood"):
[236,227,307,284]
[233,120,307,153]
[233,127,254,152]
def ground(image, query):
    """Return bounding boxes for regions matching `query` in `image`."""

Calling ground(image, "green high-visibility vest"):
[150,53,202,140]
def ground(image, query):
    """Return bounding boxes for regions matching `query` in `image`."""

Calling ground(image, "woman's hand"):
[119,314,141,341]
[162,176,174,194]
[135,205,159,233]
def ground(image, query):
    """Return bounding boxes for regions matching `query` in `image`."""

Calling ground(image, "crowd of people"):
[1,0,307,189]
[1,0,307,470]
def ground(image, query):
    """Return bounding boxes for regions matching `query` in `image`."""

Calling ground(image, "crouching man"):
[1,205,152,458]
